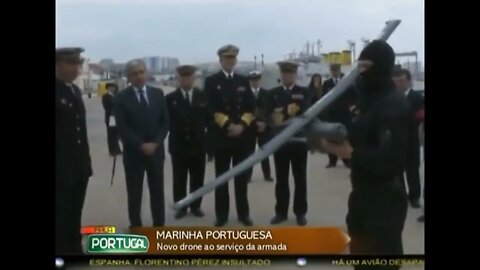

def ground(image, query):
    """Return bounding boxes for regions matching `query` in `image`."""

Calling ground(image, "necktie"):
[138,89,148,109]
[185,91,191,105]
[227,74,232,80]
[69,85,76,95]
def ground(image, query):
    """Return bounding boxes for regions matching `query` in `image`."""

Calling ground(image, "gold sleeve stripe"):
[271,112,284,125]
[240,113,255,126]
[214,113,230,127]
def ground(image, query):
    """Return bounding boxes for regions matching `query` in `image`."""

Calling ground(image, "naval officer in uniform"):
[246,70,273,182]
[322,63,352,168]
[56,47,92,254]
[166,65,209,219]
[265,61,313,226]
[204,44,256,227]
[392,68,424,209]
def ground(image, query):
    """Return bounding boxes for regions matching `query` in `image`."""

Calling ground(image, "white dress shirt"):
[333,77,340,85]
[251,87,260,97]
[65,83,76,95]
[181,89,193,103]
[405,88,412,97]
[133,85,149,104]
[222,70,234,79]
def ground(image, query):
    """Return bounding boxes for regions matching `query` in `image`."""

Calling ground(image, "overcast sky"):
[56,0,424,65]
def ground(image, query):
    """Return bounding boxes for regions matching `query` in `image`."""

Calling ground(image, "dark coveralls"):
[166,88,209,211]
[56,79,92,254]
[265,85,312,218]
[346,40,410,269]
[347,89,409,265]
[204,71,256,223]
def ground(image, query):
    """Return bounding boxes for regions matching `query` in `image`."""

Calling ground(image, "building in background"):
[108,63,127,78]
[99,58,115,70]
[88,63,104,76]
[141,56,180,74]
[74,59,102,94]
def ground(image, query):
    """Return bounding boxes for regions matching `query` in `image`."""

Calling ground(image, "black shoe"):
[410,199,421,208]
[191,209,204,217]
[175,209,187,219]
[296,215,307,226]
[265,177,274,182]
[270,215,287,225]
[417,215,424,222]
[239,217,253,227]
[326,164,336,168]
[214,219,228,227]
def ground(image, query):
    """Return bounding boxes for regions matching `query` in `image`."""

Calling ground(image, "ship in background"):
[76,39,424,96]
[193,39,424,91]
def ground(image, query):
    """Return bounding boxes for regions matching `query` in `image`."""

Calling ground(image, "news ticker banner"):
[55,255,425,268]
[81,226,350,255]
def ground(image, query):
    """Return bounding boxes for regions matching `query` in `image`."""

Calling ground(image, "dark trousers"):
[347,182,408,269]
[106,126,121,155]
[400,163,421,201]
[246,134,272,180]
[171,152,206,211]
[123,148,165,226]
[258,134,272,179]
[56,175,89,255]
[206,129,214,159]
[214,147,250,221]
[328,153,350,167]
[273,148,308,217]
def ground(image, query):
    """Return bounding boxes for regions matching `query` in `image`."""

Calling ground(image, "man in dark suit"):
[102,83,122,156]
[56,47,92,254]
[166,65,209,219]
[265,61,313,226]
[246,71,273,182]
[115,59,169,227]
[322,63,352,168]
[204,44,256,227]
[393,68,424,208]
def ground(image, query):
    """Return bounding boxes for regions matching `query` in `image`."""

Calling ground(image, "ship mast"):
[315,39,322,56]
[347,40,356,63]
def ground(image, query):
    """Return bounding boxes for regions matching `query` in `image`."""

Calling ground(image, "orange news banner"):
[130,227,350,255]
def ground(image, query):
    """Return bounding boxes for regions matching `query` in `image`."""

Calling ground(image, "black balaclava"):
[354,40,395,110]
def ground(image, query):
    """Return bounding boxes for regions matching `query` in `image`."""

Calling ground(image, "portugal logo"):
[87,234,149,254]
